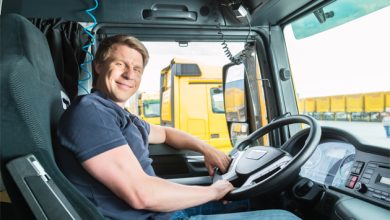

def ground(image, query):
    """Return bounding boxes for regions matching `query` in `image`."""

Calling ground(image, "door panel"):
[149,144,209,179]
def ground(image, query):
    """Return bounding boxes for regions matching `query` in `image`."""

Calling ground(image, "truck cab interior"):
[1,0,389,219]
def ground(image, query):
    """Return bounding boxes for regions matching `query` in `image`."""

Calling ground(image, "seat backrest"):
[0,13,104,219]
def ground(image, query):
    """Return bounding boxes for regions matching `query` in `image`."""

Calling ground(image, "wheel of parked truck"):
[213,115,321,200]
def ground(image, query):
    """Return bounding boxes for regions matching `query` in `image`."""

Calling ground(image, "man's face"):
[94,44,144,107]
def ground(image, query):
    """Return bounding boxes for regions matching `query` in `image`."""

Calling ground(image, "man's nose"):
[123,67,135,79]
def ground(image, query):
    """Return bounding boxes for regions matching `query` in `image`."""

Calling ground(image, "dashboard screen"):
[379,176,390,186]
[300,141,356,187]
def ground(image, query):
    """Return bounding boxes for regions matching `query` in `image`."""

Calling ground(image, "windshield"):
[144,102,160,118]
[284,1,390,147]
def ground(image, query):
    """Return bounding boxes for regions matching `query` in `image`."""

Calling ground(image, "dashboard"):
[298,127,390,210]
[300,141,356,188]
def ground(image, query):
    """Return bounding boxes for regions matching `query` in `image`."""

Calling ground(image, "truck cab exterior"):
[138,92,161,125]
[160,58,232,153]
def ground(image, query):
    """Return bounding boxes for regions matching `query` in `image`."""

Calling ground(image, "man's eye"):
[134,68,142,74]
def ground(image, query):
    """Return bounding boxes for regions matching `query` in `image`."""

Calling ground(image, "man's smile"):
[116,81,133,90]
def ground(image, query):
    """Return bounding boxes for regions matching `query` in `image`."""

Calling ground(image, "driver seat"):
[0,13,104,219]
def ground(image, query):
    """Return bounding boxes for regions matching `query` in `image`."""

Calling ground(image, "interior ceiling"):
[1,0,324,26]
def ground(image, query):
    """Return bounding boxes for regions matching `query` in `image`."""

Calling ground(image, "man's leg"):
[170,201,301,220]
[184,200,251,216]
[189,209,301,220]
[170,200,250,220]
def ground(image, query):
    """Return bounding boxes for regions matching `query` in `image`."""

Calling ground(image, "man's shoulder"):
[69,93,114,112]
[61,93,113,121]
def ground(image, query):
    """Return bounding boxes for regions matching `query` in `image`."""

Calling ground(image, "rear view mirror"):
[291,0,389,39]
[224,64,247,122]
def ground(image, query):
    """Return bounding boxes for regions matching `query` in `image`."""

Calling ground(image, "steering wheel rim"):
[214,115,321,200]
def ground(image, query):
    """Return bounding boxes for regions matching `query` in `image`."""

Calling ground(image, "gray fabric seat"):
[0,13,104,219]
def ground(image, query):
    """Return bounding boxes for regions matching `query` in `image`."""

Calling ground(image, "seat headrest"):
[1,13,56,83]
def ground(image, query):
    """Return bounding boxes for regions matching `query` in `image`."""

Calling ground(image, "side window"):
[210,87,224,113]
[143,101,160,118]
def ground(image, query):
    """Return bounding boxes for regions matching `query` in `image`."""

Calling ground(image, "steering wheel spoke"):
[242,154,293,187]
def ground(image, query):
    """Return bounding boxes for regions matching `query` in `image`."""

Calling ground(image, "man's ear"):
[93,62,102,75]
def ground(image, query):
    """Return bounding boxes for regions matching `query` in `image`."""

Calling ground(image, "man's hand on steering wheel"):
[202,144,231,176]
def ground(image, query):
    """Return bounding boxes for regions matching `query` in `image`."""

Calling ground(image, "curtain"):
[30,18,91,100]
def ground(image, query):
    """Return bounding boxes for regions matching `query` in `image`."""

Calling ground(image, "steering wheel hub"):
[236,146,286,176]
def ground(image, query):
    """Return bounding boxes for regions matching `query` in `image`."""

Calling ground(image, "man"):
[56,35,300,220]
[383,112,390,138]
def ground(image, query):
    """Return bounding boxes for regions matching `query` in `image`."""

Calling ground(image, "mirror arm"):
[258,78,271,88]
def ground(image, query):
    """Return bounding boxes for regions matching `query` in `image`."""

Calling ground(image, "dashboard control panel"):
[346,161,390,207]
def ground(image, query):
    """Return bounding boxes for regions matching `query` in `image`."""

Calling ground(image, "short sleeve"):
[138,117,151,134]
[58,101,128,162]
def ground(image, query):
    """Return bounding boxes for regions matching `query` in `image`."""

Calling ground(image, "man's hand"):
[210,180,234,200]
[202,145,231,176]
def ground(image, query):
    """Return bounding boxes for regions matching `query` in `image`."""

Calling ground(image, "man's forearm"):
[164,127,208,154]
[130,175,218,212]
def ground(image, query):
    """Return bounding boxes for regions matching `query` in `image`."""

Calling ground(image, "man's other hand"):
[203,145,231,176]
[210,180,234,201]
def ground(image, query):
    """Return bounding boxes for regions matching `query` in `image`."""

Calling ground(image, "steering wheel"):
[213,115,321,200]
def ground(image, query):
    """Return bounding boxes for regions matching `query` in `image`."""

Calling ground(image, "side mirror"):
[223,63,249,147]
[224,63,247,122]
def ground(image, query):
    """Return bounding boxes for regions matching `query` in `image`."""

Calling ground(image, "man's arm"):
[148,124,230,175]
[82,145,233,212]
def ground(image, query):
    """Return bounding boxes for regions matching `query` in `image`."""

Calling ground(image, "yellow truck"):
[138,92,161,125]
[224,87,245,122]
[330,95,346,112]
[299,91,390,121]
[386,92,390,112]
[364,92,384,112]
[316,97,333,120]
[160,58,232,153]
[330,95,347,121]
[345,94,366,121]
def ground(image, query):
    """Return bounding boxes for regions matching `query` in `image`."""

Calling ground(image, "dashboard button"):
[356,183,367,193]
[355,166,363,174]
[361,178,370,184]
[362,173,372,179]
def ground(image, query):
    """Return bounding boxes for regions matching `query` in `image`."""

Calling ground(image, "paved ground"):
[319,121,390,148]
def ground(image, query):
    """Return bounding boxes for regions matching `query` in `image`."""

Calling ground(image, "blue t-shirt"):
[56,90,172,220]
